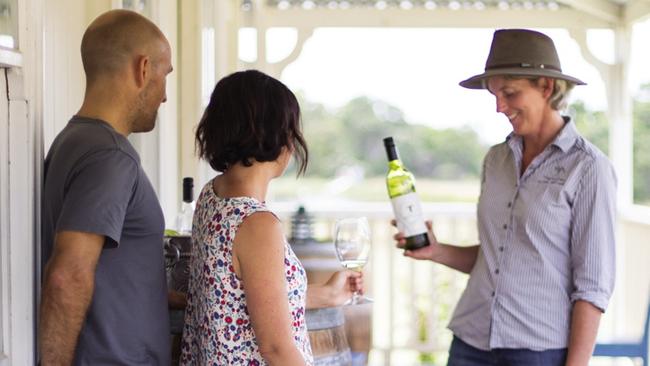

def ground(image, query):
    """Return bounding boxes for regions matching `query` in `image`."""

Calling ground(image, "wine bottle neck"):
[182,177,194,202]
[388,159,404,170]
[384,144,399,161]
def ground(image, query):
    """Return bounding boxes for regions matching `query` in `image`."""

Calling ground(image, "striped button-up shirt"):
[448,118,617,351]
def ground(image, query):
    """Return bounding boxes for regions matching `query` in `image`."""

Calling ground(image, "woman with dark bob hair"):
[180,70,363,365]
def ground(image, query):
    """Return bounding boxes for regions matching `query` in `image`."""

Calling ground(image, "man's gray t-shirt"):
[42,116,170,365]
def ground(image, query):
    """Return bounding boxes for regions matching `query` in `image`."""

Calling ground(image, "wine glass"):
[333,216,373,305]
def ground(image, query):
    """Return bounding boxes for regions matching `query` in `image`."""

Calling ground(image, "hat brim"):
[459,68,586,89]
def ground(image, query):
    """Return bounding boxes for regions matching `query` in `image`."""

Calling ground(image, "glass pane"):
[120,0,151,17]
[201,27,215,108]
[238,28,257,63]
[631,19,650,206]
[266,27,297,63]
[0,0,18,49]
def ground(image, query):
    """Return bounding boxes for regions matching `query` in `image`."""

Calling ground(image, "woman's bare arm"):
[234,212,307,366]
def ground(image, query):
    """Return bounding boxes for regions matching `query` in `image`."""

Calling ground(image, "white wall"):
[149,0,180,226]
[42,0,87,150]
[0,0,44,363]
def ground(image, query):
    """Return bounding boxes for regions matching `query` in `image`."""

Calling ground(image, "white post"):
[179,0,203,184]
[214,0,241,80]
[608,26,633,209]
[154,0,180,225]
[252,0,269,74]
[609,25,633,338]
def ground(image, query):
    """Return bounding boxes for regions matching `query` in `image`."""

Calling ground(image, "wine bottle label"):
[391,192,427,237]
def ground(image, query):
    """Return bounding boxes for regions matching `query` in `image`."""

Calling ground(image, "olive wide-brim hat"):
[459,29,586,89]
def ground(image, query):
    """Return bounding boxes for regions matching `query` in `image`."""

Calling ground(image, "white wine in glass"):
[334,217,373,305]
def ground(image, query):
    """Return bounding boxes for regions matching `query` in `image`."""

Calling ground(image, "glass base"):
[344,294,373,306]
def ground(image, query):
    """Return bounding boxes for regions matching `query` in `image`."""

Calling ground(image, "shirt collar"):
[552,117,578,152]
[505,116,577,153]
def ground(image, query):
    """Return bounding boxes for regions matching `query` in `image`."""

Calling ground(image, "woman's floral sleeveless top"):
[180,180,313,365]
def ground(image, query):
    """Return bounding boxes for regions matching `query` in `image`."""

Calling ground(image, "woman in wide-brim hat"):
[393,29,617,366]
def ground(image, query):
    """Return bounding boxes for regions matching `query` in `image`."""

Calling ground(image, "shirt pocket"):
[521,180,570,220]
[541,183,569,208]
[533,183,573,230]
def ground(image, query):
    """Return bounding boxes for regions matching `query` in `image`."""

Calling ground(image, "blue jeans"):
[447,336,567,366]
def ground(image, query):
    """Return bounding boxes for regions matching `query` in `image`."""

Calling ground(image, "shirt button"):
[503,224,507,229]
[507,202,512,208]
[491,291,495,297]
[495,269,500,274]
[499,246,504,251]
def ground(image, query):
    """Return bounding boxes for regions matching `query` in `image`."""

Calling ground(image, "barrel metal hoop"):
[306,307,345,330]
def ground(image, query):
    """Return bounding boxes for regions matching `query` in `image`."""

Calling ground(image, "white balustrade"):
[271,201,477,365]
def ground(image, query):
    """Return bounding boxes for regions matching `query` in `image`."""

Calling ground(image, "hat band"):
[487,62,561,72]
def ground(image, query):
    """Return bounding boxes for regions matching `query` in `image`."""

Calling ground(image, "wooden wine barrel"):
[306,307,352,366]
[163,235,192,365]
[292,242,372,366]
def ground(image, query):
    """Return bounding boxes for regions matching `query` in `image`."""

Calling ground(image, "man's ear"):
[134,55,149,89]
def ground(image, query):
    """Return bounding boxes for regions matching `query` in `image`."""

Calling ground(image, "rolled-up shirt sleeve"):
[570,155,617,312]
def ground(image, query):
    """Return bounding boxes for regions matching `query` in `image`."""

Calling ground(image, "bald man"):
[40,10,173,365]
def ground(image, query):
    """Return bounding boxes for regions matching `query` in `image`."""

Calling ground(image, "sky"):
[240,22,650,145]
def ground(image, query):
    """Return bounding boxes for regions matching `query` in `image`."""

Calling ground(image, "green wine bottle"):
[383,137,430,250]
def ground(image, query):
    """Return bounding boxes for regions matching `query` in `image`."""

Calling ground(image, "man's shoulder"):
[66,116,132,150]
[49,117,138,162]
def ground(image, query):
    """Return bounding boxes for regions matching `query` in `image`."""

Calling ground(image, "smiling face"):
[487,76,554,137]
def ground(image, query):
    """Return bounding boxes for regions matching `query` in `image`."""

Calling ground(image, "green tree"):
[569,100,609,155]
[295,92,644,201]
[633,84,650,205]
[296,95,487,180]
[570,85,650,205]
[295,95,346,177]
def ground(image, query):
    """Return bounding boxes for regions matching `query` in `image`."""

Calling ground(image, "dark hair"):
[195,70,308,175]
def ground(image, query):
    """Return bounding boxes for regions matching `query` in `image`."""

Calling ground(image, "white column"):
[191,0,243,188]
[152,0,180,227]
[179,0,203,184]
[214,0,241,80]
[608,26,633,209]
[608,25,633,338]
[568,27,633,207]
[240,1,314,80]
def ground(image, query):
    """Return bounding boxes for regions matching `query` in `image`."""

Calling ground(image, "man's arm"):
[39,231,104,365]
[565,300,602,366]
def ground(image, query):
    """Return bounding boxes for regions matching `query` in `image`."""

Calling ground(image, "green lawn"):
[269,177,480,203]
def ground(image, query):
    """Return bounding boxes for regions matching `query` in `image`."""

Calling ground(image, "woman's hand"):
[326,270,363,306]
[392,219,480,273]
[306,270,363,309]
[392,220,441,262]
